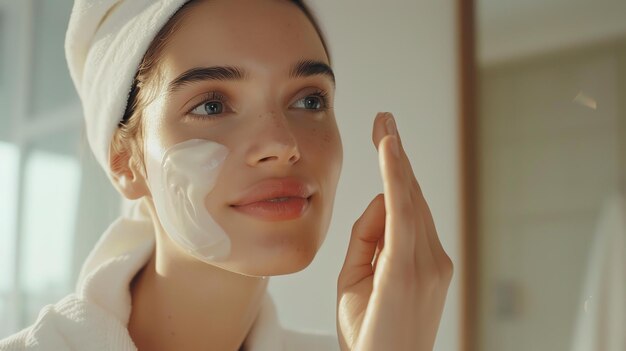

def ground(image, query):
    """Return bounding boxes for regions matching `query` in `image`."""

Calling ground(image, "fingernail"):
[385,114,397,136]
[384,114,399,157]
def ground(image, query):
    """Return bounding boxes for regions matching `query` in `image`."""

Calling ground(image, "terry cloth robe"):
[0,198,340,351]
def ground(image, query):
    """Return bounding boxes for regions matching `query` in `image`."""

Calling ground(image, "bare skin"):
[111,1,341,350]
[336,112,454,351]
[109,0,452,350]
[127,214,269,351]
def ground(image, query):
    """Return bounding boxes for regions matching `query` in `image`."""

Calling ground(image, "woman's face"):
[139,0,343,276]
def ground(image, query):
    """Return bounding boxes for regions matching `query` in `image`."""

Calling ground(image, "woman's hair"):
[110,0,331,176]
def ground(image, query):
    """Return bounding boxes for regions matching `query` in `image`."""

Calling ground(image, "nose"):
[246,111,301,167]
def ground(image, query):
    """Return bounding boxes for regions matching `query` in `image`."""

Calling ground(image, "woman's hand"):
[336,112,454,351]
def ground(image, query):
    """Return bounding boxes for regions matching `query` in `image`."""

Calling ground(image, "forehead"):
[160,0,328,80]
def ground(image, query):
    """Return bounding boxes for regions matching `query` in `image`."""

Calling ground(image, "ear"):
[108,144,150,200]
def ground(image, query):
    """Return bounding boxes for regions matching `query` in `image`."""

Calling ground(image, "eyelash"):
[184,91,228,119]
[184,89,331,120]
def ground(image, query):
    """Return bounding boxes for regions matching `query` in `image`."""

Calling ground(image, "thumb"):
[339,193,386,288]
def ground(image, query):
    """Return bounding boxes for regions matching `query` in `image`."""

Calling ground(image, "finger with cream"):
[146,138,231,262]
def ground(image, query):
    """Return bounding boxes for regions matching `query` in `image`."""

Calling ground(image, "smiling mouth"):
[230,195,313,221]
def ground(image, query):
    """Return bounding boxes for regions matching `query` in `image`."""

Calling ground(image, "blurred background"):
[0,0,122,338]
[474,0,626,350]
[1,1,624,351]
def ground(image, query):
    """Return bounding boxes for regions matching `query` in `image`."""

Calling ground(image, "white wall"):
[267,1,461,350]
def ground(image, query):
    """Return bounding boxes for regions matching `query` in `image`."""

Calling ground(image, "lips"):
[230,177,315,206]
[229,177,315,221]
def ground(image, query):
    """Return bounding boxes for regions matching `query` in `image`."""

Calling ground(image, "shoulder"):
[282,328,340,351]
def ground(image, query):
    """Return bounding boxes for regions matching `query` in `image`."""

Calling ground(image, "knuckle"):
[351,217,363,233]
[337,268,351,290]
[375,192,385,203]
[351,194,383,234]
[337,272,346,289]
[413,178,424,197]
[441,256,454,280]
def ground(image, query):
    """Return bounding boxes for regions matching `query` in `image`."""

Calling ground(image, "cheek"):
[303,121,342,158]
[305,121,343,177]
[146,139,233,262]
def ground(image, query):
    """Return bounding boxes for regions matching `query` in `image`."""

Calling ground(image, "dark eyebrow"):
[167,59,335,94]
[288,59,335,87]
[167,66,247,93]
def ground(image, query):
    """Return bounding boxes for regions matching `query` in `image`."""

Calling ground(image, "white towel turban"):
[65,0,191,174]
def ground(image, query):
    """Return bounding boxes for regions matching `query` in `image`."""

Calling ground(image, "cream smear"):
[147,139,231,262]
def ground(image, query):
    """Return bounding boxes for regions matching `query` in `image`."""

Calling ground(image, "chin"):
[211,215,328,276]
[225,241,321,277]
[268,248,318,276]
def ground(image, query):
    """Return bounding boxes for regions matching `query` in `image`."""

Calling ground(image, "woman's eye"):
[302,96,322,110]
[185,91,228,118]
[292,91,329,111]
[185,90,330,119]
[190,101,224,116]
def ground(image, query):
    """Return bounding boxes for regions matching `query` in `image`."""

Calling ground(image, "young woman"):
[0,0,453,350]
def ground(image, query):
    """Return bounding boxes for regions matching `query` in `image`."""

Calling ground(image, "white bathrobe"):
[0,198,340,351]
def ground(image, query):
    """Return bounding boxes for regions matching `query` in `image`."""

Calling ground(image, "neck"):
[128,220,269,351]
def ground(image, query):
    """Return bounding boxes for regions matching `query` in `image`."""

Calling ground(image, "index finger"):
[378,132,415,260]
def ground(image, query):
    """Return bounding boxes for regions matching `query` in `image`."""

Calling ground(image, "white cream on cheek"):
[146,138,231,262]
